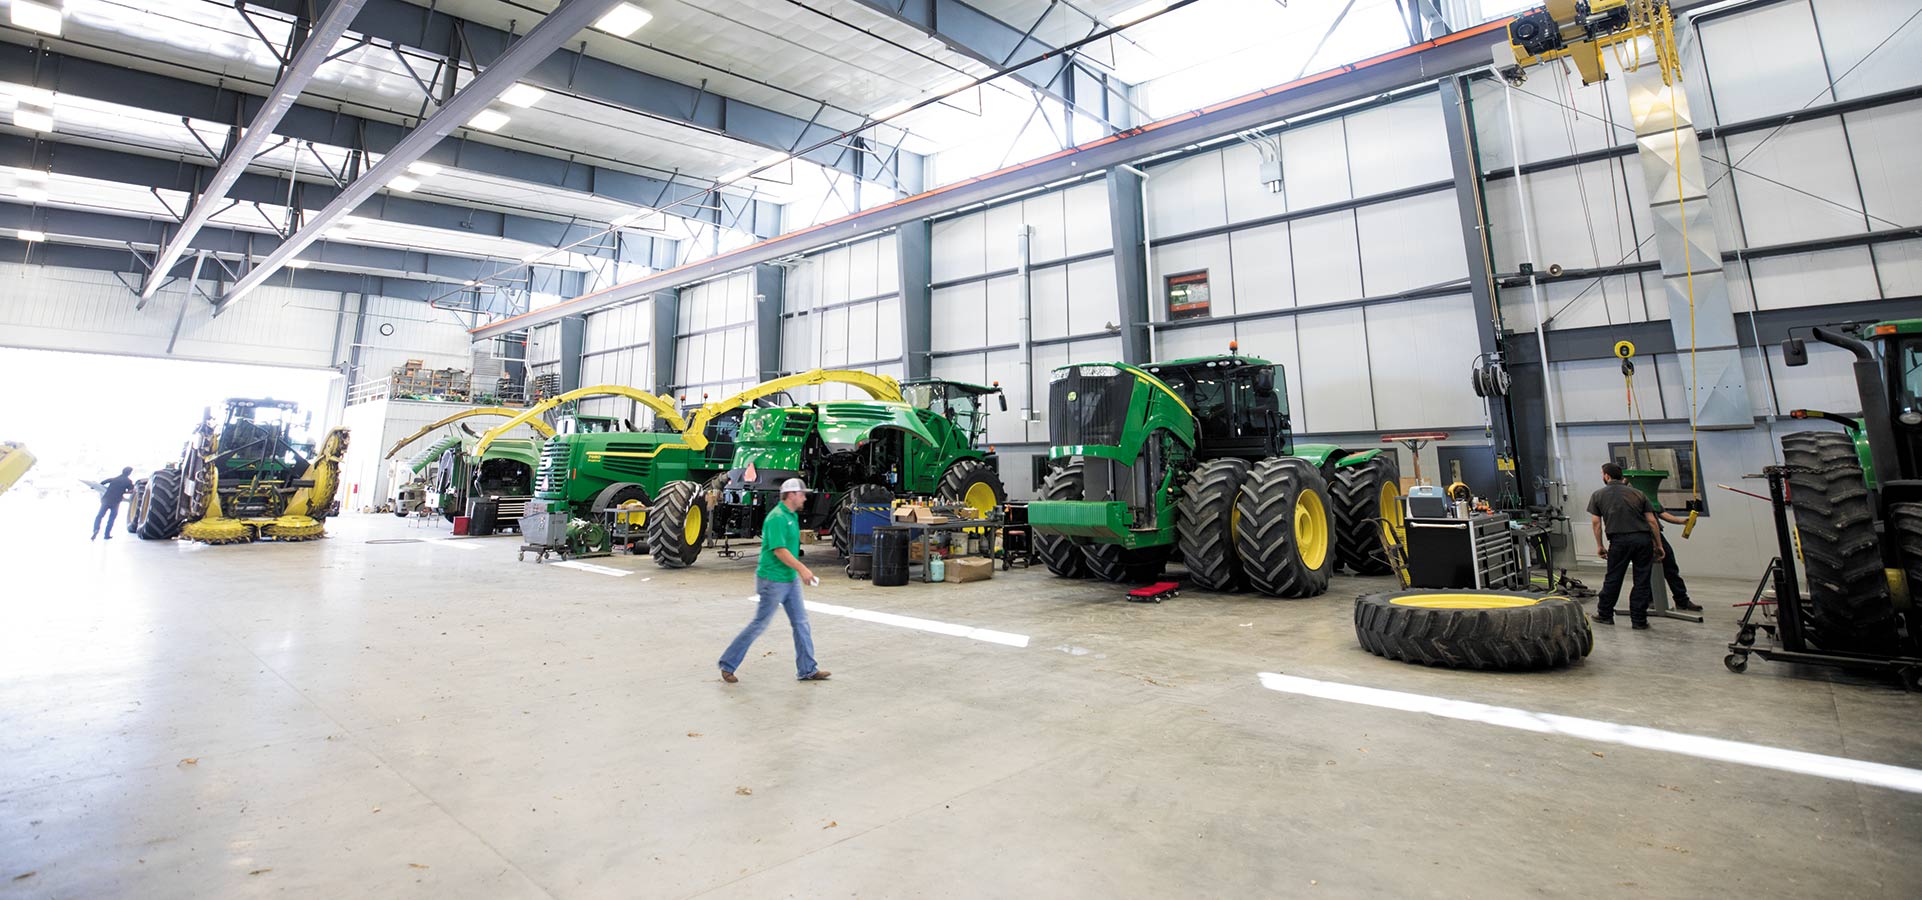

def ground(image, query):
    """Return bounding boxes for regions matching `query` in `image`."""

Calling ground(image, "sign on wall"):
[1165,270,1211,321]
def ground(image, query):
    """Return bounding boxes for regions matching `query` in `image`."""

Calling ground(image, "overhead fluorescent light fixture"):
[17,229,46,242]
[1112,1,1170,25]
[13,96,54,133]
[288,259,311,269]
[10,1,63,37]
[592,3,653,38]
[325,225,353,239]
[406,162,442,176]
[500,83,548,108]
[388,175,420,193]
[15,169,48,203]
[467,108,511,132]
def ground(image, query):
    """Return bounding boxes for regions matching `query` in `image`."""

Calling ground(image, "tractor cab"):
[901,379,1006,447]
[559,414,627,435]
[1140,354,1289,461]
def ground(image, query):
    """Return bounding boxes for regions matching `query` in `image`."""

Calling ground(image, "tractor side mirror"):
[1782,337,1809,367]
[1255,367,1276,394]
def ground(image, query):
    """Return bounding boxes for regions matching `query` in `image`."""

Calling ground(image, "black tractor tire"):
[135,468,182,540]
[1034,461,1090,579]
[1782,431,1898,652]
[937,458,1007,519]
[1354,589,1593,669]
[1176,458,1250,592]
[1235,457,1335,598]
[126,479,148,535]
[831,494,852,557]
[1331,454,1402,576]
[1084,543,1172,584]
[646,480,709,569]
[1890,503,1922,619]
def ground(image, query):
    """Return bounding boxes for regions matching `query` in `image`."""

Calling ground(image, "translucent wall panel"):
[1812,0,1922,99]
[1145,152,1228,239]
[1362,295,1486,430]
[1345,94,1452,196]
[1698,0,1832,122]
[1288,211,1363,306]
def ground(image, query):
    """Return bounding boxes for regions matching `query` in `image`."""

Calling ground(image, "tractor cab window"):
[1898,338,1922,424]
[905,382,985,440]
[1229,366,1282,436]
[1155,367,1230,439]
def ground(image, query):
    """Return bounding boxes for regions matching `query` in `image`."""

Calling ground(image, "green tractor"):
[128,398,349,543]
[385,408,553,522]
[1027,351,1400,596]
[1777,321,1922,655]
[644,377,1009,568]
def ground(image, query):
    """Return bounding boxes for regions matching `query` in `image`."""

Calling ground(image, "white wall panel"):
[1725,119,1868,246]
[351,294,474,381]
[982,348,1022,446]
[931,212,987,283]
[1471,66,1628,171]
[1768,342,1860,414]
[1293,308,1374,434]
[1227,223,1294,314]
[1288,212,1363,306]
[1873,239,1922,297]
[1062,181,1113,256]
[848,238,882,300]
[847,301,879,363]
[1346,95,1451,196]
[1020,190,1067,262]
[1156,321,1235,363]
[1812,0,1922,100]
[1030,263,1070,340]
[1221,141,1289,224]
[1846,100,1922,230]
[876,233,902,295]
[818,305,849,367]
[822,244,851,303]
[1699,1,1832,122]
[1746,248,1881,310]
[1235,316,1304,424]
[875,296,903,361]
[1152,234,1237,317]
[1363,296,1486,429]
[985,275,1021,347]
[1146,152,1228,239]
[1280,117,1352,210]
[930,281,987,351]
[1066,258,1118,336]
[1355,192,1467,295]
[1552,357,1634,422]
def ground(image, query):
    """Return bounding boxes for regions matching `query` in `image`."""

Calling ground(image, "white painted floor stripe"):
[553,560,631,577]
[1257,672,1922,795]
[745,595,1029,648]
[427,539,481,551]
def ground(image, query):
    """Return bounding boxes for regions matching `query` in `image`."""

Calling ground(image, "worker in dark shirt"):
[1586,462,1664,629]
[1656,510,1703,612]
[92,467,135,540]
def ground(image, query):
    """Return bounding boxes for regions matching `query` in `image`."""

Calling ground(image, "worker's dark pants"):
[1658,533,1691,605]
[1599,532,1655,623]
[92,501,119,537]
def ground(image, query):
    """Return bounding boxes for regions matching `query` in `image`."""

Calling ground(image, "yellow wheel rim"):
[1391,593,1560,609]
[617,499,647,527]
[1294,488,1328,570]
[1378,480,1404,543]
[963,481,998,518]
[684,503,703,545]
[1231,503,1241,542]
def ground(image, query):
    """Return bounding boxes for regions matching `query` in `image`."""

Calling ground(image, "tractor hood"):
[730,402,938,474]
[810,401,938,451]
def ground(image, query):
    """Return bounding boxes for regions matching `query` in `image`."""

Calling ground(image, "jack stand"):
[1647,561,1703,623]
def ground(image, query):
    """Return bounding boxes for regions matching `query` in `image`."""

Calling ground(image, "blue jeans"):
[719,577,818,679]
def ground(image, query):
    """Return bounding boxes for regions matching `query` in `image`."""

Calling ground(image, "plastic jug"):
[927,554,945,583]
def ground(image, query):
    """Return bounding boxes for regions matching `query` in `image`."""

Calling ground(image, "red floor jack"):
[1128,582,1180,603]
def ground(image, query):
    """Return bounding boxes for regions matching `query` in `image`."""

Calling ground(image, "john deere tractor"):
[384,407,553,522]
[644,375,1007,568]
[1027,351,1399,596]
[1776,322,1922,656]
[129,398,349,543]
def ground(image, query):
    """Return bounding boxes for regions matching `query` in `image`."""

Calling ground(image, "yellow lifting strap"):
[475,385,688,455]
[678,369,904,453]
[385,407,557,459]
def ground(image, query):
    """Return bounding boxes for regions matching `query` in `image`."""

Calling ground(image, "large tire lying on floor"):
[647,479,708,568]
[1782,431,1898,652]
[1330,453,1401,576]
[135,468,182,540]
[1354,589,1593,669]
[1177,458,1249,592]
[1034,461,1090,579]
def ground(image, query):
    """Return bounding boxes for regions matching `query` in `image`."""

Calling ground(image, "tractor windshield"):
[1048,365,1133,448]
[903,381,986,442]
[1899,338,1922,416]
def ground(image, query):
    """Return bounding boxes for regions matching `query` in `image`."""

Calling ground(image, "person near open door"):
[92,466,135,540]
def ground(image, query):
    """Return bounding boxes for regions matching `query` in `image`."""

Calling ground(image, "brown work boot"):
[720,669,738,683]
[798,671,831,681]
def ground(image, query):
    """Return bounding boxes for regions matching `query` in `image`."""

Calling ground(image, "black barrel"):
[872,529,910,587]
[846,552,873,580]
[467,498,498,536]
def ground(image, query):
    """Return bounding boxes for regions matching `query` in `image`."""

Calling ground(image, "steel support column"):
[897,221,933,379]
[220,0,621,312]
[1108,168,1150,365]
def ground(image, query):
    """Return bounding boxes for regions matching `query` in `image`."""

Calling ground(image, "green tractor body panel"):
[534,429,730,511]
[1041,363,1198,465]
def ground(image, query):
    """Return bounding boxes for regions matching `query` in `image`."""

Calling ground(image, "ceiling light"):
[17,229,45,242]
[466,108,511,132]
[10,1,63,37]
[389,175,420,193]
[592,3,653,37]
[500,83,547,108]
[288,259,310,269]
[13,105,54,134]
[17,186,46,203]
[1112,1,1170,25]
[406,162,442,176]
[464,279,481,287]
[326,226,352,239]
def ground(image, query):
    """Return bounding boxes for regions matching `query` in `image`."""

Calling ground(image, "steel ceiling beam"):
[242,0,923,192]
[218,0,622,313]
[0,133,671,266]
[138,0,370,301]
[0,200,585,296]
[0,44,783,239]
[473,18,1519,339]
[848,0,1126,128]
[0,236,474,303]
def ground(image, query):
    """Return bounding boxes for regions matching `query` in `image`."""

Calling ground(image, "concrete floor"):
[3,502,1919,899]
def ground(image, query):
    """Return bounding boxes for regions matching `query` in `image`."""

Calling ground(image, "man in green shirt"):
[718,478,830,683]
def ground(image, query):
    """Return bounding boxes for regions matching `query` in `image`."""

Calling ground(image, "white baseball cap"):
[779,477,810,495]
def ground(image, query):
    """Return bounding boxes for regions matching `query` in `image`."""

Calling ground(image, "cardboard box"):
[948,557,993,582]
[798,529,817,544]
[894,505,948,525]
[908,540,926,563]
